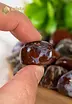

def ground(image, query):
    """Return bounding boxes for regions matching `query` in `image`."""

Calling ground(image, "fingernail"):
[40,35,42,40]
[34,66,44,83]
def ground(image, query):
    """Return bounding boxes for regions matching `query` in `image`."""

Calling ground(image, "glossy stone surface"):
[57,71,72,97]
[40,65,67,89]
[20,41,60,65]
[55,56,72,71]
[55,39,72,58]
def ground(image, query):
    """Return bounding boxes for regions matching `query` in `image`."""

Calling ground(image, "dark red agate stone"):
[20,41,60,65]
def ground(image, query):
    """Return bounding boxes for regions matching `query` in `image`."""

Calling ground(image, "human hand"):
[0,3,44,104]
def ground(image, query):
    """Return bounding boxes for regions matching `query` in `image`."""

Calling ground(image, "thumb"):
[0,65,44,104]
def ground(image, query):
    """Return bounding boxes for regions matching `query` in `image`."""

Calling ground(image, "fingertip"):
[0,65,44,104]
[0,3,42,42]
[15,65,44,84]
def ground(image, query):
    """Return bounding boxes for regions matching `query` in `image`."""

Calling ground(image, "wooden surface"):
[36,87,72,104]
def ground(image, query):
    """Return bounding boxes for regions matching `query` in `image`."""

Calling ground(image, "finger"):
[0,3,41,42]
[0,65,44,104]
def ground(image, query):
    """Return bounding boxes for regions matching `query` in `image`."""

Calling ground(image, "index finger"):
[0,3,41,42]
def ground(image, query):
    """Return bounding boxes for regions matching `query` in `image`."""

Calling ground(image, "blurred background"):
[24,0,72,34]
[0,0,72,87]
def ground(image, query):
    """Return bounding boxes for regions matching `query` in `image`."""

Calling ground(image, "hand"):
[0,3,44,104]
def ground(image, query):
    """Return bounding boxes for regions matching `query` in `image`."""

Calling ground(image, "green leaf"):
[55,1,65,28]
[31,7,47,29]
[50,0,60,7]
[47,1,55,19]
[60,0,72,4]
[24,3,40,18]
[33,0,42,6]
[45,19,57,34]
[64,2,72,29]
[33,0,48,6]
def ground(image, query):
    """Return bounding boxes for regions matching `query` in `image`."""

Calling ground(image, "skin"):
[0,3,44,104]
